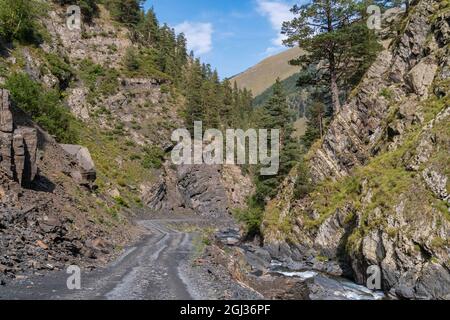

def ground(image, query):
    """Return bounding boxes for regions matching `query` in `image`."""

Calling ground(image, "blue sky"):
[144,0,299,78]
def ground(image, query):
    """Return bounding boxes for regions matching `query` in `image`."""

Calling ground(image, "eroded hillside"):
[0,1,252,284]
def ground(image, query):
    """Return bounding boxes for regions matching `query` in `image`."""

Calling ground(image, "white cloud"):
[174,22,214,55]
[256,0,294,50]
[263,46,285,56]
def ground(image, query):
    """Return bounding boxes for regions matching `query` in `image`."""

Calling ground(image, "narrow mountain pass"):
[0,218,258,300]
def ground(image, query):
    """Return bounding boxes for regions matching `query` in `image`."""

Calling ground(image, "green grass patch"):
[73,121,158,207]
[122,47,170,80]
[141,145,165,169]
[78,59,119,103]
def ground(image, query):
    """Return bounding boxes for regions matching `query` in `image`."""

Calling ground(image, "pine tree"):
[184,59,205,133]
[203,69,221,128]
[220,79,234,128]
[200,74,220,129]
[157,24,177,77]
[135,7,159,45]
[282,0,381,114]
[254,79,299,205]
[123,47,140,72]
[235,87,253,129]
[107,0,143,26]
[175,33,188,69]
[302,101,326,149]
[259,79,291,130]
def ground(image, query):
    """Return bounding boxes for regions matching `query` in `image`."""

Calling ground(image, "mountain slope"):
[231,47,303,96]
[0,1,253,284]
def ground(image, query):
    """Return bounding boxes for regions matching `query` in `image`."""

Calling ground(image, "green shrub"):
[293,160,313,199]
[43,52,74,89]
[5,72,78,143]
[124,47,140,72]
[431,237,446,249]
[99,68,120,96]
[79,59,119,99]
[160,84,170,94]
[379,88,393,100]
[79,59,105,88]
[122,47,169,80]
[114,196,129,208]
[253,177,279,206]
[0,0,41,43]
[141,145,165,169]
[77,0,99,23]
[0,60,7,77]
[130,154,141,161]
[106,0,143,26]
[53,0,99,23]
[233,206,264,237]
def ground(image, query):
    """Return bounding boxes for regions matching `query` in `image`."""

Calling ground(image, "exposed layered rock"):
[0,90,14,178]
[308,0,440,182]
[221,165,255,209]
[406,57,438,99]
[12,127,38,186]
[177,164,229,218]
[144,163,229,217]
[0,90,38,187]
[263,1,450,299]
[143,162,253,218]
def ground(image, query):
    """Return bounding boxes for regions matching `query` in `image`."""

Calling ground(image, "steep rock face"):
[144,163,253,218]
[41,5,183,150]
[264,0,450,299]
[43,7,131,69]
[221,165,254,209]
[13,127,38,186]
[308,0,439,182]
[176,165,229,218]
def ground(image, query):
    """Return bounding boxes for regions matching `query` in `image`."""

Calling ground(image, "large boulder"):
[60,144,96,186]
[406,57,438,99]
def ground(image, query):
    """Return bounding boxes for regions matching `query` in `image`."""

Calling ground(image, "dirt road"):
[0,219,258,300]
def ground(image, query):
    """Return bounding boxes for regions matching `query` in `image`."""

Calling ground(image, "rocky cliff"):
[144,162,253,218]
[262,0,450,299]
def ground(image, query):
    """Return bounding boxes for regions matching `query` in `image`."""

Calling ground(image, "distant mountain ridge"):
[231,47,303,97]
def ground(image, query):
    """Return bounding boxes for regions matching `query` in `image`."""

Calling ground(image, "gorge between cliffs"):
[0,0,449,301]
